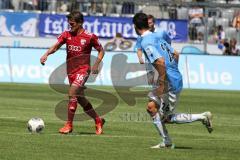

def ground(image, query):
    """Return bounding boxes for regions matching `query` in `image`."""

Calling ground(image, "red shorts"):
[68,70,89,87]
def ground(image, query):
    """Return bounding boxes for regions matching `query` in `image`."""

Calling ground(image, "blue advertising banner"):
[0,48,11,82]
[2,47,240,91]
[0,12,38,37]
[185,55,240,90]
[155,19,188,42]
[38,14,188,42]
[9,48,66,83]
[38,13,68,37]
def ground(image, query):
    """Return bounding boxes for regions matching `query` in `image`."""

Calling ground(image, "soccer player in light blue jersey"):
[136,15,171,63]
[135,15,172,86]
[133,13,213,149]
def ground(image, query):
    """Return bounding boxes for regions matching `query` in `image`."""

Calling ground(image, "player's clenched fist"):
[40,54,48,65]
[91,63,99,74]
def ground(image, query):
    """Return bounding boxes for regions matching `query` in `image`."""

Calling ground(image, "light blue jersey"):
[135,28,171,50]
[135,29,172,84]
[141,31,183,93]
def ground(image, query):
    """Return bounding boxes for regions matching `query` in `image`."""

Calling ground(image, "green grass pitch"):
[0,83,240,160]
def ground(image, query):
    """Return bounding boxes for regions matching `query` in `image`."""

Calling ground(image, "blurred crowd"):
[0,0,135,14]
[187,4,240,55]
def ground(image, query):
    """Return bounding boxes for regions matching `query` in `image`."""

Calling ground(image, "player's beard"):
[70,26,77,33]
[149,27,155,32]
[70,26,80,34]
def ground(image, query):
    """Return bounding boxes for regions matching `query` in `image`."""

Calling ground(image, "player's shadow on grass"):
[174,146,193,150]
[76,131,96,135]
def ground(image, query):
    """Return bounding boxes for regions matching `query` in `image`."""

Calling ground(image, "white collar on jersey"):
[141,30,152,37]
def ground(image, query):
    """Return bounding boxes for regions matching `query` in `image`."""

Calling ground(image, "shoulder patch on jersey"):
[84,30,92,36]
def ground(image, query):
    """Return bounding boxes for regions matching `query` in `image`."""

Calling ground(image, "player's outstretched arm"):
[137,49,144,64]
[153,57,166,97]
[40,42,63,65]
[173,49,179,63]
[92,48,105,74]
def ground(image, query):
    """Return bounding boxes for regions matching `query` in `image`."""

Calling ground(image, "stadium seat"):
[225,27,238,39]
[230,0,240,4]
[213,0,227,3]
[108,13,121,17]
[221,9,234,20]
[207,17,215,29]
[162,11,169,19]
[142,5,161,18]
[115,3,122,15]
[216,18,229,28]
[177,7,188,20]
[122,2,135,14]
[121,14,134,18]
[208,8,219,17]
[196,25,205,34]
[168,7,177,19]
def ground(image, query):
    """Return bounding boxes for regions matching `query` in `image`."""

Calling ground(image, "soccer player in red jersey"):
[40,11,105,135]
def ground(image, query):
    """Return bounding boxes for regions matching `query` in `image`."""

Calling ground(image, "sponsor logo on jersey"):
[68,45,81,51]
[81,39,86,45]
[145,47,153,55]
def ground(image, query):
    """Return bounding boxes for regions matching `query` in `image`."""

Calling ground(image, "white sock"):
[170,113,205,124]
[152,112,171,144]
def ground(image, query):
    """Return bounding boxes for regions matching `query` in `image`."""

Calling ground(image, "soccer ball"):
[27,118,45,133]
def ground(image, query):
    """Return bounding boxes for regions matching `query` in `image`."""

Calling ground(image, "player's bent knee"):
[146,101,158,116]
[77,96,89,107]
[164,114,174,123]
[69,84,86,97]
[69,86,79,97]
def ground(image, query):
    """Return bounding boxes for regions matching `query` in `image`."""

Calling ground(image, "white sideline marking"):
[0,117,16,119]
[0,132,239,142]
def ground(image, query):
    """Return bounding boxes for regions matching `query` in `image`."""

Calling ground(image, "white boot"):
[202,111,213,133]
[151,141,175,149]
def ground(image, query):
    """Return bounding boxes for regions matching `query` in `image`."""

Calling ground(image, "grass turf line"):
[0,83,240,160]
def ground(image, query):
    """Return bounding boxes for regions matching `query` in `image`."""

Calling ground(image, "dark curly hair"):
[66,11,84,23]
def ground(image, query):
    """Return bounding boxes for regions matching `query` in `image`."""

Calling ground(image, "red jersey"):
[57,29,103,75]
